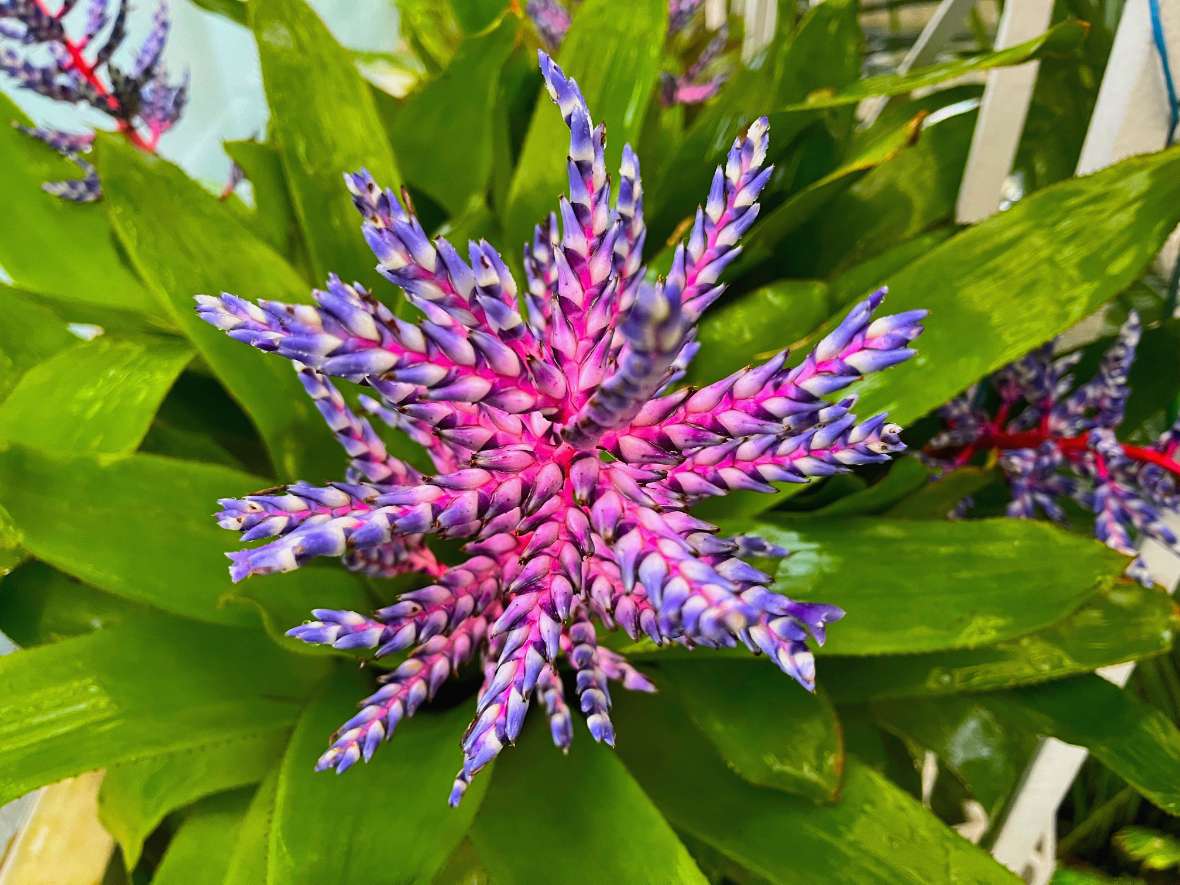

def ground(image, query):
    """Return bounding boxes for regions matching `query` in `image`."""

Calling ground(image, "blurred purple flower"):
[198,51,924,802]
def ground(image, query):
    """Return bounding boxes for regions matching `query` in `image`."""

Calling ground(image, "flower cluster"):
[0,0,186,201]
[197,51,925,803]
[929,313,1180,583]
[526,0,726,106]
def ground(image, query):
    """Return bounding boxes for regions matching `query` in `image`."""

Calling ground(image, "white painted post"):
[955,0,1055,223]
[989,7,1180,878]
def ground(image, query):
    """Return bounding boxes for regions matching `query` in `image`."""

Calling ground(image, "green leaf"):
[504,0,667,250]
[0,96,160,319]
[0,561,146,646]
[0,447,366,625]
[389,17,518,216]
[751,517,1123,655]
[0,336,191,456]
[471,718,707,884]
[822,582,1175,703]
[100,728,286,868]
[850,145,1180,427]
[0,504,23,577]
[612,691,1016,884]
[0,287,74,400]
[649,0,860,239]
[686,279,829,385]
[657,660,843,802]
[223,139,303,259]
[1114,826,1180,871]
[225,766,280,885]
[782,20,1088,110]
[785,109,976,278]
[885,468,995,519]
[191,0,247,25]
[825,229,956,309]
[269,668,486,885]
[151,789,255,885]
[813,458,932,517]
[973,676,1180,815]
[0,615,324,805]
[873,695,1039,821]
[97,137,343,479]
[251,0,401,287]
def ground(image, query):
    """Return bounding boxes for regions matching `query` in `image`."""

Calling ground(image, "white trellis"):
[901,1,1180,881]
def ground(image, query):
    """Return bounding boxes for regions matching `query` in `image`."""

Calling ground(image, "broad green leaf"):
[223,139,304,260]
[826,229,956,309]
[686,279,829,385]
[650,0,860,239]
[0,615,324,805]
[657,660,843,802]
[251,0,401,287]
[434,840,489,885]
[471,718,707,884]
[0,287,74,400]
[813,458,932,517]
[100,728,286,868]
[973,676,1180,814]
[822,583,1175,703]
[785,109,975,278]
[269,669,486,885]
[752,517,1123,655]
[191,0,247,25]
[225,767,280,885]
[152,789,254,885]
[504,0,666,250]
[873,695,1038,822]
[0,505,22,577]
[98,137,342,479]
[0,447,366,626]
[885,468,996,519]
[0,96,159,319]
[852,146,1180,427]
[389,17,518,216]
[0,561,146,646]
[0,336,191,456]
[736,111,928,274]
[613,691,1016,884]
[139,421,245,470]
[782,20,1087,110]
[1114,826,1180,871]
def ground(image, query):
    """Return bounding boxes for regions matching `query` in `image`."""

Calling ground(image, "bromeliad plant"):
[197,51,924,800]
[5,0,1180,882]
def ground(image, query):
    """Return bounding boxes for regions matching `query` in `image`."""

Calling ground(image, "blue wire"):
[1150,0,1180,146]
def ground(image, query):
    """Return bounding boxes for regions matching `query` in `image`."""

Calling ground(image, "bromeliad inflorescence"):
[197,52,926,803]
[0,0,186,201]
[928,313,1180,583]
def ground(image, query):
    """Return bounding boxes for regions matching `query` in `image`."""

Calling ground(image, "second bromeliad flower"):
[197,52,926,803]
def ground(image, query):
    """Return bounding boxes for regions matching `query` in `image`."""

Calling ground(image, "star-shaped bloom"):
[197,51,925,803]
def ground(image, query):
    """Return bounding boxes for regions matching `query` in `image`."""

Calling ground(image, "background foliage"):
[1,0,1179,881]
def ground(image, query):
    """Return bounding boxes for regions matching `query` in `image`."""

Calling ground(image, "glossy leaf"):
[873,695,1038,821]
[389,17,518,216]
[98,137,342,479]
[504,0,666,250]
[152,789,254,885]
[101,729,285,867]
[0,95,159,318]
[612,691,1015,884]
[225,767,280,885]
[0,561,146,646]
[650,0,860,238]
[471,717,707,884]
[0,447,366,625]
[657,660,843,802]
[851,146,1180,426]
[0,504,22,577]
[269,668,487,885]
[973,676,1180,814]
[251,0,401,287]
[822,583,1175,703]
[686,279,829,385]
[0,287,74,400]
[223,139,303,260]
[825,229,956,309]
[1113,826,1180,871]
[0,336,191,456]
[752,517,1123,655]
[191,0,247,25]
[782,21,1087,110]
[885,469,996,519]
[814,458,932,517]
[0,615,324,805]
